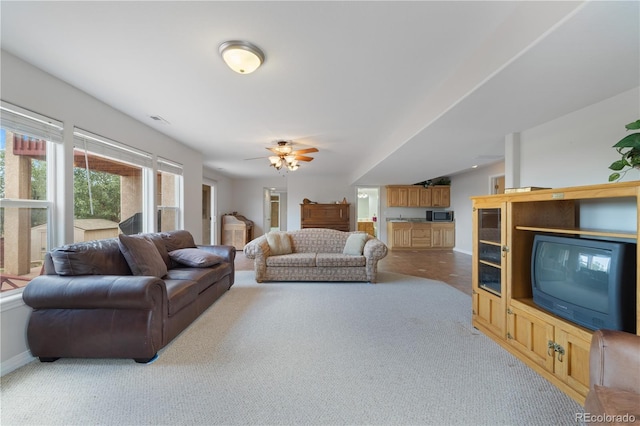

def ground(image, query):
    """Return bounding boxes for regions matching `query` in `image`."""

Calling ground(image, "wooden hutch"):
[300,203,350,231]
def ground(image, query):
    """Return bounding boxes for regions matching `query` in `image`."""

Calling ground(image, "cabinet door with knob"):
[506,302,592,400]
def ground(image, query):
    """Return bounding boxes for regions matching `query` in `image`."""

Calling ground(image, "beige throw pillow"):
[343,233,368,255]
[266,232,293,255]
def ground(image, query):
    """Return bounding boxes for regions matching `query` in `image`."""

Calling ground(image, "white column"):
[505,132,521,189]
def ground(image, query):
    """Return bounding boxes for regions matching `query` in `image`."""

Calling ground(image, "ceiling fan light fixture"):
[268,155,280,165]
[219,40,264,74]
[260,140,317,173]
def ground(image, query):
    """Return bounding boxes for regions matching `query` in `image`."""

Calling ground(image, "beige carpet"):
[0,271,583,425]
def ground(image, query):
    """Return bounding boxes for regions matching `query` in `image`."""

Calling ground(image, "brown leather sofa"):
[583,329,640,425]
[22,230,235,363]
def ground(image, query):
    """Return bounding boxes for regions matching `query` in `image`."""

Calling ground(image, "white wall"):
[229,176,288,236]
[520,87,640,187]
[450,162,505,255]
[231,175,354,237]
[0,50,220,374]
[287,175,353,231]
[448,86,639,255]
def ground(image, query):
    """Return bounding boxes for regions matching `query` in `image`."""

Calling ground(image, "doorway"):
[202,181,216,244]
[264,187,287,233]
[491,175,505,194]
[355,187,380,237]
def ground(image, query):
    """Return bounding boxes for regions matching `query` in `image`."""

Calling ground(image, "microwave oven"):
[426,210,454,222]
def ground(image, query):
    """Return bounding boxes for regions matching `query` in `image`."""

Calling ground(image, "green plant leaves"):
[609,159,629,171]
[612,133,640,148]
[625,119,640,131]
[608,119,640,182]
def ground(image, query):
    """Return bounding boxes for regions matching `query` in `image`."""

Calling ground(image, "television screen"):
[531,234,636,333]
[534,241,611,314]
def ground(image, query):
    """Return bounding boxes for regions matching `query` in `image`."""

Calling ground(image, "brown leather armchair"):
[583,329,640,425]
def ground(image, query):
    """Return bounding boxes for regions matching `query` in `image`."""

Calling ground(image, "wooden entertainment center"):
[471,181,639,404]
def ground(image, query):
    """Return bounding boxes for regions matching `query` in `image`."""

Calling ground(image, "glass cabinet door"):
[477,208,502,296]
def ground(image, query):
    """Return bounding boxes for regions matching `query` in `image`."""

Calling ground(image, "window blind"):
[157,157,183,175]
[73,128,153,168]
[1,101,63,143]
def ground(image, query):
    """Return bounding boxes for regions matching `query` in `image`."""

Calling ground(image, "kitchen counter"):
[386,217,430,223]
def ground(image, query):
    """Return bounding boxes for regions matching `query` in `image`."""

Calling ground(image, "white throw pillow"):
[343,233,368,255]
[266,232,293,255]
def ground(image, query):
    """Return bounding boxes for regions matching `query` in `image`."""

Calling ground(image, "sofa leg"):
[134,353,158,364]
[39,357,60,363]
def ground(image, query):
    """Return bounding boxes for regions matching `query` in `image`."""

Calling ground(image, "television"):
[531,234,637,333]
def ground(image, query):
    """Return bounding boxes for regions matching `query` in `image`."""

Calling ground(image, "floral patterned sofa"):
[243,228,388,283]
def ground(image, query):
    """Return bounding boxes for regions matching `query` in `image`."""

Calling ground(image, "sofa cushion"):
[118,234,168,278]
[161,230,197,252]
[266,231,293,255]
[266,253,316,267]
[146,233,171,268]
[50,238,132,276]
[343,233,368,255]
[166,263,230,293]
[316,253,366,267]
[168,248,223,268]
[163,279,199,315]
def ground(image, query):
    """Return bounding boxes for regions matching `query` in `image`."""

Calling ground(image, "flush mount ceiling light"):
[219,40,264,74]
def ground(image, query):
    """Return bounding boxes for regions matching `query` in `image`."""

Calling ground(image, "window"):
[0,102,62,293]
[157,157,183,232]
[73,129,153,241]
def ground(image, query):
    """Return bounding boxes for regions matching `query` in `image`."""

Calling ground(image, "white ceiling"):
[1,1,638,185]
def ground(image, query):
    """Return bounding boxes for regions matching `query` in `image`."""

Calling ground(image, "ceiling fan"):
[247,140,319,171]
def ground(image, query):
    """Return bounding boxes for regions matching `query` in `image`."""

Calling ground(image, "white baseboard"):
[1,351,35,377]
[453,247,472,256]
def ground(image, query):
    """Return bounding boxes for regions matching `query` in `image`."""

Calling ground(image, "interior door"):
[263,188,271,233]
[202,185,211,245]
[202,181,216,244]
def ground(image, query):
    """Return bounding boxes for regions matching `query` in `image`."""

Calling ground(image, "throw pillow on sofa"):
[266,231,293,255]
[168,248,224,267]
[343,233,368,255]
[118,234,168,278]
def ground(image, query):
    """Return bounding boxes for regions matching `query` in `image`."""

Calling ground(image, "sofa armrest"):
[363,238,388,261]
[22,275,166,310]
[196,244,236,263]
[589,329,640,393]
[243,236,270,259]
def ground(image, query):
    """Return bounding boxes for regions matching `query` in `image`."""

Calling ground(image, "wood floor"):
[234,249,473,296]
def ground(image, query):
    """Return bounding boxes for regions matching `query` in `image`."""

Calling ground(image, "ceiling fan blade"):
[295,155,314,162]
[291,147,319,155]
[244,156,269,160]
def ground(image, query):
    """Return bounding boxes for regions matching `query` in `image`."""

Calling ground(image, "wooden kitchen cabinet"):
[431,185,450,207]
[431,223,455,247]
[419,187,432,207]
[387,222,454,249]
[386,186,408,207]
[387,222,412,248]
[386,185,445,207]
[410,223,431,248]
